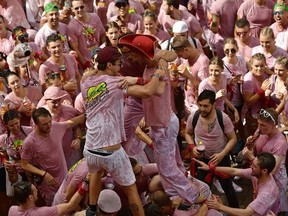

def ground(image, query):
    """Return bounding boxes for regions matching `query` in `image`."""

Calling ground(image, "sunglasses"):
[224,48,237,54]
[115,2,128,8]
[48,73,61,80]
[258,109,276,125]
[273,11,284,15]
[74,5,84,10]
[236,31,248,37]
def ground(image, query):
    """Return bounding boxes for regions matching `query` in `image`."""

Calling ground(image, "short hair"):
[172,36,191,50]
[257,152,276,173]
[165,0,180,9]
[257,108,278,125]
[32,107,52,125]
[13,181,33,205]
[275,56,288,70]
[46,33,62,46]
[224,37,239,50]
[197,89,216,104]
[143,202,161,216]
[209,56,224,70]
[260,27,275,39]
[150,191,172,207]
[235,18,250,28]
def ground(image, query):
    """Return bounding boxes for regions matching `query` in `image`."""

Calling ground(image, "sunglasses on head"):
[258,109,276,125]
[74,5,84,10]
[115,2,127,8]
[48,73,61,80]
[273,11,284,15]
[224,48,237,54]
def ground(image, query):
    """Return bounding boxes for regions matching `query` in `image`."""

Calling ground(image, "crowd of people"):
[0,0,288,215]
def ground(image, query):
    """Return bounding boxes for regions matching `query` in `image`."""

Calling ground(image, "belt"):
[88,149,114,156]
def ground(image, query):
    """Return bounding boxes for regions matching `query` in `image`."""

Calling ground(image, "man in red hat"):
[119,34,209,207]
[82,46,166,216]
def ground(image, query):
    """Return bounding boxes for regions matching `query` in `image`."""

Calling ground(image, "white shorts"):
[84,147,136,186]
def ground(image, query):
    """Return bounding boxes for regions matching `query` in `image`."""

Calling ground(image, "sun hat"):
[98,189,122,213]
[43,86,68,100]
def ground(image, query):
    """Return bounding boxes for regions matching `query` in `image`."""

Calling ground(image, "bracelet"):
[256,89,265,96]
[43,171,47,177]
[136,77,145,85]
[151,73,161,79]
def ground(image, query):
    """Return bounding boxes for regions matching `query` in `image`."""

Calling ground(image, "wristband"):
[188,143,195,152]
[256,89,265,96]
[136,77,145,85]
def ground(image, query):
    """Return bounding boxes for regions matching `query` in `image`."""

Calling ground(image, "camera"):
[16,43,32,57]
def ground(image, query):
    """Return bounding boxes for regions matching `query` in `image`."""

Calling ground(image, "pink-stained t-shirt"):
[242,71,269,118]
[186,110,234,157]
[106,0,144,21]
[144,29,170,44]
[237,0,274,38]
[275,31,288,51]
[21,121,69,205]
[241,168,280,216]
[236,36,260,60]
[8,206,58,216]
[188,0,215,27]
[37,89,72,108]
[210,0,242,38]
[268,74,287,108]
[52,159,89,206]
[252,45,288,70]
[67,14,105,62]
[142,67,171,127]
[270,22,288,38]
[41,104,80,169]
[81,75,126,149]
[198,74,228,111]
[254,132,288,192]
[0,31,14,55]
[74,93,85,114]
[35,22,69,54]
[222,55,248,106]
[39,54,79,85]
[0,0,30,30]
[110,13,144,33]
[158,10,202,37]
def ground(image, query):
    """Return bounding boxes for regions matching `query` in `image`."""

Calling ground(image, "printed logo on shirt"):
[85,82,109,110]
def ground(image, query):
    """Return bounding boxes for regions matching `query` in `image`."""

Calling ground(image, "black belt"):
[88,149,114,156]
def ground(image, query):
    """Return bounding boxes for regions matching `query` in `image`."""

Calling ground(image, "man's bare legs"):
[122,183,145,216]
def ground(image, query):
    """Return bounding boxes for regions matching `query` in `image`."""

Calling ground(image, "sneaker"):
[234,176,241,181]
[232,182,243,192]
[213,179,225,194]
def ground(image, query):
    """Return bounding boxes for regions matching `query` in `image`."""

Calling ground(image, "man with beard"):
[185,89,239,208]
[194,152,280,215]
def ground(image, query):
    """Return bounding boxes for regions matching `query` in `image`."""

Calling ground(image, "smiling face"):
[144,16,157,33]
[72,0,85,19]
[251,59,265,77]
[46,11,59,28]
[209,64,222,81]
[224,43,238,58]
[235,26,250,43]
[273,8,288,25]
[6,117,21,135]
[47,40,63,58]
[260,34,275,53]
[274,63,288,80]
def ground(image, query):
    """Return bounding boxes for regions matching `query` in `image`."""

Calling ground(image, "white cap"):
[98,189,122,213]
[172,21,189,33]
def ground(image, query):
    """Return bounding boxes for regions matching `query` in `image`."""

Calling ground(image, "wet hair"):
[275,56,288,70]
[197,89,216,104]
[209,56,224,69]
[260,27,275,39]
[257,152,276,173]
[257,108,278,125]
[105,21,120,47]
[251,53,266,64]
[235,18,250,28]
[224,37,239,50]
[143,10,157,22]
[32,107,52,125]
[165,0,180,9]
[13,181,33,205]
[46,33,62,46]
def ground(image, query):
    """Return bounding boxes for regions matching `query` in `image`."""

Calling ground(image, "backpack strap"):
[216,109,224,134]
[191,37,197,49]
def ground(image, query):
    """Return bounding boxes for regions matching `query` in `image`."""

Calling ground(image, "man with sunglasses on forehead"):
[234,18,260,62]
[67,0,105,71]
[242,108,288,212]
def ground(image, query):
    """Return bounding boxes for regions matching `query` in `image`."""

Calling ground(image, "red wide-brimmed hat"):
[119,34,157,60]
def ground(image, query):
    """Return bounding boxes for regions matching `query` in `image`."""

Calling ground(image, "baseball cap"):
[44,2,59,14]
[43,86,68,100]
[96,47,122,64]
[98,189,122,213]
[172,21,189,33]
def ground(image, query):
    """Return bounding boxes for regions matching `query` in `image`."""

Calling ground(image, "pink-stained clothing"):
[198,74,228,111]
[81,75,126,149]
[39,54,79,85]
[268,74,287,108]
[26,0,45,30]
[21,122,69,205]
[237,0,274,38]
[8,206,58,216]
[186,110,234,158]
[110,13,144,34]
[222,55,248,106]
[270,22,288,38]
[52,159,89,206]
[37,89,72,108]
[0,0,30,30]
[41,104,81,169]
[209,0,242,38]
[67,13,105,60]
[251,45,288,70]
[254,132,288,212]
[35,22,69,54]
[241,169,280,215]
[188,0,215,27]
[158,10,202,37]
[74,93,85,114]
[235,36,260,60]
[275,31,288,51]
[242,71,268,119]
[144,29,170,44]
[106,0,144,21]
[142,67,171,127]
[161,36,203,53]
[0,31,14,55]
